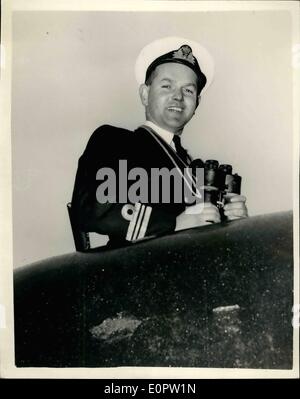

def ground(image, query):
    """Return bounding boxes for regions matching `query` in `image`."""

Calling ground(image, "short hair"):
[145,68,158,86]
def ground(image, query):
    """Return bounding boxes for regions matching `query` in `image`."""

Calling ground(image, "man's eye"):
[184,88,195,95]
[161,84,171,89]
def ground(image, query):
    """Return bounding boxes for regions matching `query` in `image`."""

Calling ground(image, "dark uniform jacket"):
[71,124,194,243]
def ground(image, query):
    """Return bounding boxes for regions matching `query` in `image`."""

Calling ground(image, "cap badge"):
[172,45,195,65]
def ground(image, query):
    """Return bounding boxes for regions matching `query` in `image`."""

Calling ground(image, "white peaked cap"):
[135,36,214,94]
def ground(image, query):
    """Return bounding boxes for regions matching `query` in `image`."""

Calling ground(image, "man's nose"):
[172,87,183,101]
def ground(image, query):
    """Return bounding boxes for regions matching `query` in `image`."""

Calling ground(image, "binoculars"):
[190,159,242,212]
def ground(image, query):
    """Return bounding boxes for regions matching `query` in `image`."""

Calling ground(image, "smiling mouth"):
[167,106,184,113]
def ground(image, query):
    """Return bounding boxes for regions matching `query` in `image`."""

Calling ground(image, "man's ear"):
[139,84,149,106]
[195,95,201,110]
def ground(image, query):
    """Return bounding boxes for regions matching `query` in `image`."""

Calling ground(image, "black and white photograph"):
[0,0,299,379]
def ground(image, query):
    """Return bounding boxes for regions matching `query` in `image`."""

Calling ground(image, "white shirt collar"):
[144,120,174,146]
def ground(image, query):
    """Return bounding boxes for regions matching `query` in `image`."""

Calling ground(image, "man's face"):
[140,62,199,135]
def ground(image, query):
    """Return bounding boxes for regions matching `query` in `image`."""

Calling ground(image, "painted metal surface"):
[14,211,293,368]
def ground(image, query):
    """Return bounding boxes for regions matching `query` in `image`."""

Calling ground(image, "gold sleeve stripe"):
[126,202,142,241]
[137,206,152,240]
[132,204,146,241]
[125,203,153,242]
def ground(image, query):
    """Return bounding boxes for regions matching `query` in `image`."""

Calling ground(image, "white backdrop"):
[12,10,293,267]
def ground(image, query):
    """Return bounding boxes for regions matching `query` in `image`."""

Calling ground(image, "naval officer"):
[71,37,248,245]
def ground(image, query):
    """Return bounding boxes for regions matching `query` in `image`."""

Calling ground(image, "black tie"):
[173,135,200,198]
[173,135,189,165]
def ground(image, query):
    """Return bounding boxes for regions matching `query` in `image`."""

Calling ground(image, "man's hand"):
[175,194,248,231]
[175,202,221,231]
[223,194,248,220]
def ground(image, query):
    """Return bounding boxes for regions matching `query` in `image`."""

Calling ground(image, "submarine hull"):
[14,211,294,368]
